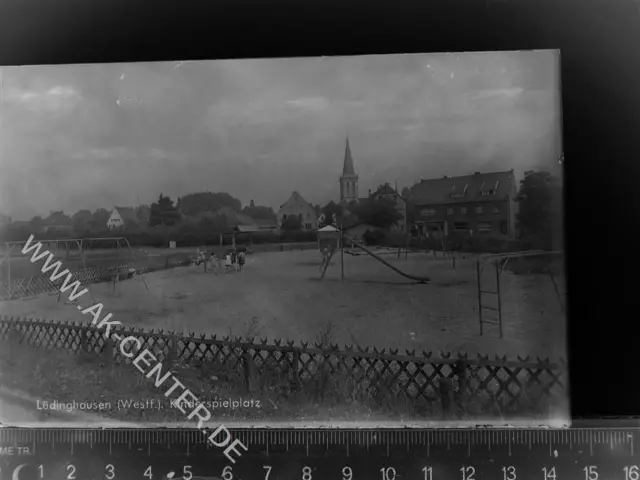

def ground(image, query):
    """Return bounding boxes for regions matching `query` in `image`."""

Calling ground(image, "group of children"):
[196,248,246,274]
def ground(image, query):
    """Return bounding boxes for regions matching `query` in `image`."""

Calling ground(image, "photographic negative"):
[0,51,568,427]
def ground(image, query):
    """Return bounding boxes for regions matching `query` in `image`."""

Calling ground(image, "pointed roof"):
[342,137,356,176]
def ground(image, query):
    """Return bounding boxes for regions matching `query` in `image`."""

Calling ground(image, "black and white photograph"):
[0,51,568,426]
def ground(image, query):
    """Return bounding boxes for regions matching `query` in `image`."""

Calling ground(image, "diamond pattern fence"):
[0,315,568,415]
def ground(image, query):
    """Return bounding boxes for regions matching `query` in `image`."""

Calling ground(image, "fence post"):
[453,359,468,407]
[242,350,255,393]
[168,333,180,365]
[438,377,455,416]
[292,349,301,390]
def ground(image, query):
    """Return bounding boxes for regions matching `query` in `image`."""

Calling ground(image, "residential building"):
[409,170,519,239]
[107,207,143,230]
[368,183,409,234]
[277,191,318,231]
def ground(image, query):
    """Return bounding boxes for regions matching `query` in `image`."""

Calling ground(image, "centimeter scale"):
[0,426,637,480]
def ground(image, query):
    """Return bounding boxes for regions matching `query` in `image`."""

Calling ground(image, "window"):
[453,222,469,231]
[475,206,483,214]
[500,221,507,235]
[451,184,468,199]
[305,223,312,229]
[477,221,493,232]
[421,208,436,217]
[446,207,454,215]
[460,207,468,215]
[481,180,500,196]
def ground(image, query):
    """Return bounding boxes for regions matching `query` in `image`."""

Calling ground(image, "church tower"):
[339,137,359,203]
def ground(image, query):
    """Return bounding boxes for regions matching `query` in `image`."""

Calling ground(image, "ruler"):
[0,427,636,480]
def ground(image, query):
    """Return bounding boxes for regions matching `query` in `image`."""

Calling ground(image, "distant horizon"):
[1,51,562,220]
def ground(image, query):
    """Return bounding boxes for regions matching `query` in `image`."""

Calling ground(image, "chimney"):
[368,189,371,196]
[443,175,448,179]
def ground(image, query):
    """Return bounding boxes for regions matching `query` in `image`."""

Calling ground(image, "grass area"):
[0,319,568,423]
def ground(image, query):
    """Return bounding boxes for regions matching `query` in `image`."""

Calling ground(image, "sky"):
[0,51,562,220]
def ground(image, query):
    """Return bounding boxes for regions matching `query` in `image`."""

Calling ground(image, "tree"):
[281,215,303,231]
[352,197,403,230]
[318,201,345,228]
[242,201,277,222]
[149,194,182,227]
[72,209,93,227]
[87,208,112,231]
[176,192,242,216]
[515,170,561,247]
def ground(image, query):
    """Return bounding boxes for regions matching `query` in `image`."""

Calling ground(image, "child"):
[224,252,232,271]
[237,251,246,271]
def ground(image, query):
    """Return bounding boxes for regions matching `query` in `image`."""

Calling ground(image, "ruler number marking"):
[144,466,152,479]
[263,466,272,480]
[222,466,233,480]
[381,467,396,480]
[502,466,516,480]
[38,465,44,479]
[542,467,556,479]
[583,466,598,480]
[342,466,353,480]
[105,464,115,480]
[625,466,640,480]
[461,466,475,480]
[302,466,312,480]
[65,465,76,480]
[422,466,433,480]
[183,466,193,480]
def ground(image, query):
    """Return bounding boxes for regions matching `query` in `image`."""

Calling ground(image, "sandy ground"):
[0,249,567,361]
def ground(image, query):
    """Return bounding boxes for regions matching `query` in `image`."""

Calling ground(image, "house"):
[367,183,409,234]
[277,191,318,231]
[107,207,143,230]
[409,170,519,239]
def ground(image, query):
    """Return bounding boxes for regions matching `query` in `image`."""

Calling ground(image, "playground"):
[0,244,567,361]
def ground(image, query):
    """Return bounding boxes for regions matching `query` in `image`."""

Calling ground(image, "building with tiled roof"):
[277,191,318,231]
[409,170,519,238]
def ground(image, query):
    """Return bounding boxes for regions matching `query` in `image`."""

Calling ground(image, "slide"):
[342,234,430,284]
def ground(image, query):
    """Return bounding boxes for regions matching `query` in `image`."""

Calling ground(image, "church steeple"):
[342,137,356,175]
[339,136,359,203]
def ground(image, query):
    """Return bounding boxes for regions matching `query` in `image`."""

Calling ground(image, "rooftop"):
[410,170,516,205]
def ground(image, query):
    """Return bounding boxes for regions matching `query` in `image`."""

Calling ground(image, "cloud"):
[286,96,329,111]
[5,85,81,112]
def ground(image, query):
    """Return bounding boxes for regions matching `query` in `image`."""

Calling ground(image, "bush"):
[362,229,386,246]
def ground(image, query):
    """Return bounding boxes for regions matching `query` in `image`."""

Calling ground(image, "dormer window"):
[451,184,468,199]
[481,180,500,196]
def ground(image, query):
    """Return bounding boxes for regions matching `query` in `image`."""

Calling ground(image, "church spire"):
[339,136,359,203]
[342,136,356,176]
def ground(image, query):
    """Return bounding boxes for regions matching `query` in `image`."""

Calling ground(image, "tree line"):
[0,170,561,252]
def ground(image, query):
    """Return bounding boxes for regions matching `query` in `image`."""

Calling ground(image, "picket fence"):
[0,315,568,413]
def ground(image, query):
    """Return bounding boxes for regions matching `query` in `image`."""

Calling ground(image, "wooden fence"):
[0,315,568,414]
